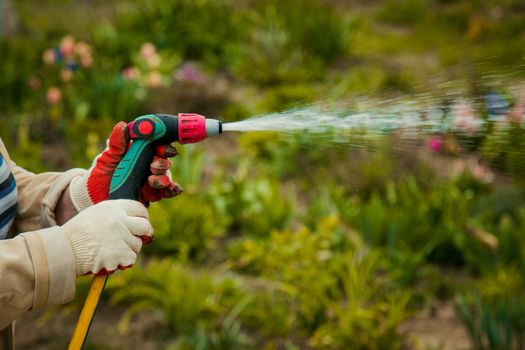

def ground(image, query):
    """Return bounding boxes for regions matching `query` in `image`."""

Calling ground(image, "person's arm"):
[0,200,152,330]
[0,227,75,330]
[10,162,85,231]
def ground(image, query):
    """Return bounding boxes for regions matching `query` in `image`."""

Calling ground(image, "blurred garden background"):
[2,0,525,349]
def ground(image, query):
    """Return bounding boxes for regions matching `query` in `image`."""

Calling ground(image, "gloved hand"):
[69,122,183,210]
[62,199,152,276]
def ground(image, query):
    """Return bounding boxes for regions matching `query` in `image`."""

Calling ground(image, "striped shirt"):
[0,154,17,239]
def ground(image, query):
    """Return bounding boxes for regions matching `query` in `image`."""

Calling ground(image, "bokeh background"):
[1,0,525,349]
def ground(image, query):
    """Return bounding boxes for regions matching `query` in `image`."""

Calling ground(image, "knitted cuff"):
[64,223,92,276]
[69,175,94,212]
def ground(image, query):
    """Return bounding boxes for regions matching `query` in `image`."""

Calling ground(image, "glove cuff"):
[69,175,93,212]
[64,223,92,276]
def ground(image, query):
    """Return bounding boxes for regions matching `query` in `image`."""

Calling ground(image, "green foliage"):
[108,259,244,339]
[310,253,410,350]
[336,65,391,95]
[335,178,473,261]
[169,297,252,350]
[481,123,525,180]
[378,0,428,26]
[0,39,42,114]
[257,84,318,113]
[211,161,294,236]
[228,216,411,344]
[232,15,323,86]
[236,132,300,177]
[0,117,49,172]
[237,282,298,338]
[232,0,352,86]
[456,268,525,350]
[264,0,351,65]
[72,71,143,121]
[473,207,525,271]
[145,195,222,261]
[172,144,206,194]
[120,0,246,67]
[229,216,348,332]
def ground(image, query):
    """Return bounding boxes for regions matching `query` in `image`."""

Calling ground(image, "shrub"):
[481,122,525,181]
[145,194,223,261]
[0,39,42,114]
[108,259,245,340]
[228,215,411,346]
[120,0,247,67]
[171,144,206,195]
[228,216,350,332]
[456,268,525,350]
[310,252,410,350]
[210,165,294,236]
[232,15,323,86]
[233,0,352,85]
[377,0,429,26]
[332,176,507,272]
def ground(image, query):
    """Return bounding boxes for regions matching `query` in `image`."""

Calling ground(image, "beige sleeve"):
[10,162,86,232]
[0,227,76,331]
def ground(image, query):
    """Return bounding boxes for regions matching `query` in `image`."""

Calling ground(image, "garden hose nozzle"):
[69,113,222,350]
[110,113,222,200]
[129,113,223,144]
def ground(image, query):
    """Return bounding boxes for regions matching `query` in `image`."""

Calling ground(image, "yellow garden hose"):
[68,275,108,350]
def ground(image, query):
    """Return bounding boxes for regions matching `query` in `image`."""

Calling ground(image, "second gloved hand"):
[62,199,152,276]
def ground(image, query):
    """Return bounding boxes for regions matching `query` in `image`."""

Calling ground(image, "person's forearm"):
[55,187,78,225]
[0,235,36,330]
[10,160,86,231]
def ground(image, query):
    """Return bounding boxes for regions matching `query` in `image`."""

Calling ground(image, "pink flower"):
[471,162,494,183]
[427,136,442,152]
[122,67,140,81]
[175,63,204,83]
[60,35,75,58]
[42,49,55,65]
[46,87,62,105]
[455,159,495,184]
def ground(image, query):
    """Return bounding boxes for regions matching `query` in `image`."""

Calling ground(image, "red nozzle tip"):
[178,113,207,144]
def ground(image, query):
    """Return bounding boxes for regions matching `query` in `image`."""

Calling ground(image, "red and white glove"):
[69,121,183,213]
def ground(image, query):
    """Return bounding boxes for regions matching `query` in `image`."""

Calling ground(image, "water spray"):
[70,90,524,348]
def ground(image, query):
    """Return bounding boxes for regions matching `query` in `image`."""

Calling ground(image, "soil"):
[15,303,168,350]
[14,300,471,350]
[400,301,471,350]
